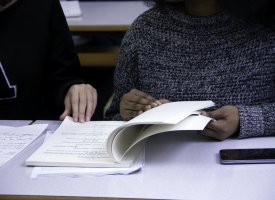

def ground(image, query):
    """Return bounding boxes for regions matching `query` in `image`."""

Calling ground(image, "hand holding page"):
[25,101,214,168]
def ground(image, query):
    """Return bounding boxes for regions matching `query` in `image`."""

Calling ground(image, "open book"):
[25,101,214,168]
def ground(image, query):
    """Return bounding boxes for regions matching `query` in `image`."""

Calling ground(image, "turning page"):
[26,101,214,168]
[107,101,215,161]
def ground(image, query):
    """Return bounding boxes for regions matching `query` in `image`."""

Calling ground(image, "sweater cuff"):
[238,105,265,138]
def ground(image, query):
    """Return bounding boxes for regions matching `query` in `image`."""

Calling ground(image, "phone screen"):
[220,148,275,164]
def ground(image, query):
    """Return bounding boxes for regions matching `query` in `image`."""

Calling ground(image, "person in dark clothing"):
[0,0,97,122]
[105,0,275,140]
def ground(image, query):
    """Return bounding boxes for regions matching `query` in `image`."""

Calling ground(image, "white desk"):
[0,120,32,127]
[67,1,150,32]
[1,121,275,200]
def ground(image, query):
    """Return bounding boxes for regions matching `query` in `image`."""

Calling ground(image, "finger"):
[123,100,149,111]
[78,86,87,123]
[85,89,92,122]
[159,99,170,104]
[130,89,156,104]
[203,121,228,141]
[151,101,160,108]
[129,95,156,105]
[70,87,80,122]
[202,127,221,140]
[85,86,97,122]
[144,104,152,111]
[124,89,157,110]
[151,99,169,108]
[207,109,225,120]
[200,111,209,116]
[202,120,218,135]
[59,95,72,120]
[91,89,97,119]
[131,89,153,99]
[59,109,69,120]
[205,120,221,132]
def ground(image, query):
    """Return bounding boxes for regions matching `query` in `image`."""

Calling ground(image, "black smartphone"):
[220,148,275,164]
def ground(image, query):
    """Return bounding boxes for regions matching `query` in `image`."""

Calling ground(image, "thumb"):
[59,95,72,120]
[206,109,223,120]
[200,111,209,117]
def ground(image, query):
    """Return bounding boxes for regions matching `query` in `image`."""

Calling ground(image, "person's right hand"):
[120,89,169,120]
[59,84,97,123]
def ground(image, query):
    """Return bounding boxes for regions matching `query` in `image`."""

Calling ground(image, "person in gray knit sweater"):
[105,0,275,140]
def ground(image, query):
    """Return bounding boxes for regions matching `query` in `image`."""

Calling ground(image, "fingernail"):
[155,100,161,105]
[145,105,151,110]
[80,116,85,123]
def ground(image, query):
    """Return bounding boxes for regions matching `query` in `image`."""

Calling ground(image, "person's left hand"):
[201,105,240,140]
[59,84,97,122]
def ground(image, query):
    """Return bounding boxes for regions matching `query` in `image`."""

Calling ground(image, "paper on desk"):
[60,0,82,18]
[31,149,144,178]
[0,124,48,168]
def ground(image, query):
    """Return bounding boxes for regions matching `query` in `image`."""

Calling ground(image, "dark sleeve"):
[46,0,85,112]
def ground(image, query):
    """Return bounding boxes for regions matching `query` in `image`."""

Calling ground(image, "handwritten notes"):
[0,124,47,167]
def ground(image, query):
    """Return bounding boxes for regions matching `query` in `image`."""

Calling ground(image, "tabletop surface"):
[1,120,275,200]
[67,1,150,29]
[0,120,32,127]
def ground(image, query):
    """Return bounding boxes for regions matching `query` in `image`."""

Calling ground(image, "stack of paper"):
[30,131,144,178]
[31,149,144,178]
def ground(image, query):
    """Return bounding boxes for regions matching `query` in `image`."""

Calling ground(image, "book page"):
[30,148,145,178]
[125,101,214,125]
[25,117,130,168]
[111,114,212,161]
[107,101,214,160]
[0,124,47,167]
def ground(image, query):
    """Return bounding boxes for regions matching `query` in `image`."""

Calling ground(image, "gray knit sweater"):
[105,6,275,138]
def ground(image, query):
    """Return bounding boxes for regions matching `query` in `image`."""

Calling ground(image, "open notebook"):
[25,101,214,168]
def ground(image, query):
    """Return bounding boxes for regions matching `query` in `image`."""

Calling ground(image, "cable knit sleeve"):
[237,45,275,138]
[238,102,275,138]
